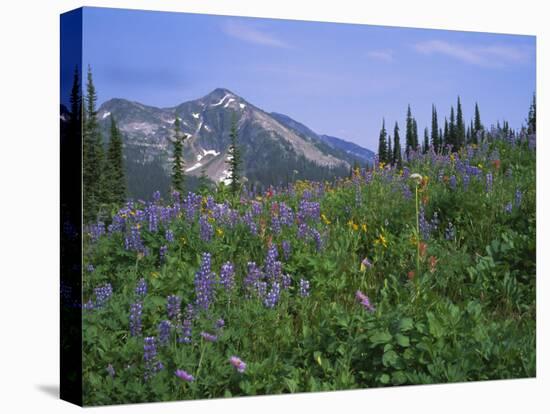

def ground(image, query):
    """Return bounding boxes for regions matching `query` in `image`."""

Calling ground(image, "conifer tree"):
[431,105,439,153]
[449,106,456,151]
[377,119,388,164]
[423,127,429,153]
[83,65,104,222]
[393,121,402,167]
[527,93,536,134]
[456,96,465,149]
[387,135,393,165]
[443,118,449,151]
[474,102,482,140]
[227,113,242,195]
[439,128,443,150]
[405,105,413,157]
[412,118,419,151]
[469,120,475,144]
[171,117,185,194]
[104,116,126,205]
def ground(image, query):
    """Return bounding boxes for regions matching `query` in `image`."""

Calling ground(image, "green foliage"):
[171,118,185,194]
[104,116,126,206]
[81,130,535,405]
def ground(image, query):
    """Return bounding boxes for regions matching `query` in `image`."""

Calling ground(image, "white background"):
[0,0,547,412]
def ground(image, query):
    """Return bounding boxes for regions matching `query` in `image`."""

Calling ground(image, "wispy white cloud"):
[222,20,291,49]
[413,40,532,67]
[366,49,394,63]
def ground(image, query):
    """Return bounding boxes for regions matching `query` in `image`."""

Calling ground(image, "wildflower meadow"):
[81,137,535,405]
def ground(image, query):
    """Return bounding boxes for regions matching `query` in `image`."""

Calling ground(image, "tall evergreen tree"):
[387,135,393,165]
[456,96,465,149]
[431,104,439,153]
[104,116,126,205]
[393,122,402,167]
[449,106,456,151]
[443,118,449,151]
[227,113,242,195]
[412,118,419,151]
[171,117,185,193]
[405,105,413,157]
[439,128,443,151]
[527,93,536,134]
[377,118,388,164]
[83,65,104,222]
[469,120,475,144]
[474,102,482,140]
[423,127,429,153]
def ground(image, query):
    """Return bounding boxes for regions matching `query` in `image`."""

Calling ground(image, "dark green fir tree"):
[393,121,402,167]
[83,65,104,222]
[171,117,185,194]
[431,104,439,153]
[377,119,388,164]
[456,96,465,149]
[104,116,126,205]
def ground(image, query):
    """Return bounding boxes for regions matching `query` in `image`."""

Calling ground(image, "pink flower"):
[229,356,247,373]
[355,290,375,312]
[174,369,194,382]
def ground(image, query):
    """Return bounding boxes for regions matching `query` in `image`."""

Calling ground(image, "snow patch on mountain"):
[102,111,111,119]
[211,94,232,107]
[223,98,235,108]
[192,112,200,119]
[186,162,202,172]
[239,103,246,109]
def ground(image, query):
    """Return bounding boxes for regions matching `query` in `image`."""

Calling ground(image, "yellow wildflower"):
[216,228,224,237]
[374,234,388,248]
[321,213,331,225]
[361,223,367,233]
[151,271,160,279]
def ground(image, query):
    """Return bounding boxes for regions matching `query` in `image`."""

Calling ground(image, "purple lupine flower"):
[106,364,115,378]
[135,278,147,297]
[165,229,174,243]
[282,273,292,290]
[83,300,95,311]
[244,262,263,295]
[485,173,493,192]
[264,282,281,308]
[299,278,310,297]
[199,214,214,242]
[515,189,523,207]
[250,201,263,216]
[297,200,320,223]
[282,240,291,261]
[297,223,309,239]
[178,317,193,344]
[160,245,168,262]
[271,214,281,235]
[94,283,113,308]
[166,295,181,320]
[445,222,455,241]
[194,252,216,310]
[220,262,235,291]
[143,337,163,380]
[311,229,323,251]
[129,302,143,336]
[229,356,246,373]
[355,290,375,312]
[419,206,431,240]
[215,319,225,329]
[449,175,457,190]
[279,203,294,226]
[89,221,106,242]
[242,211,258,235]
[264,245,281,281]
[158,320,171,346]
[174,369,194,382]
[200,331,218,342]
[462,174,470,190]
[147,205,159,233]
[125,225,144,252]
[152,190,161,203]
[87,264,95,273]
[504,202,513,214]
[361,257,372,269]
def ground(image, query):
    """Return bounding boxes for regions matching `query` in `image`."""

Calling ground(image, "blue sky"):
[80,7,535,151]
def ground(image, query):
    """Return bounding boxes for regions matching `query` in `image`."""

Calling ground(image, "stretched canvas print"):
[60,6,536,407]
